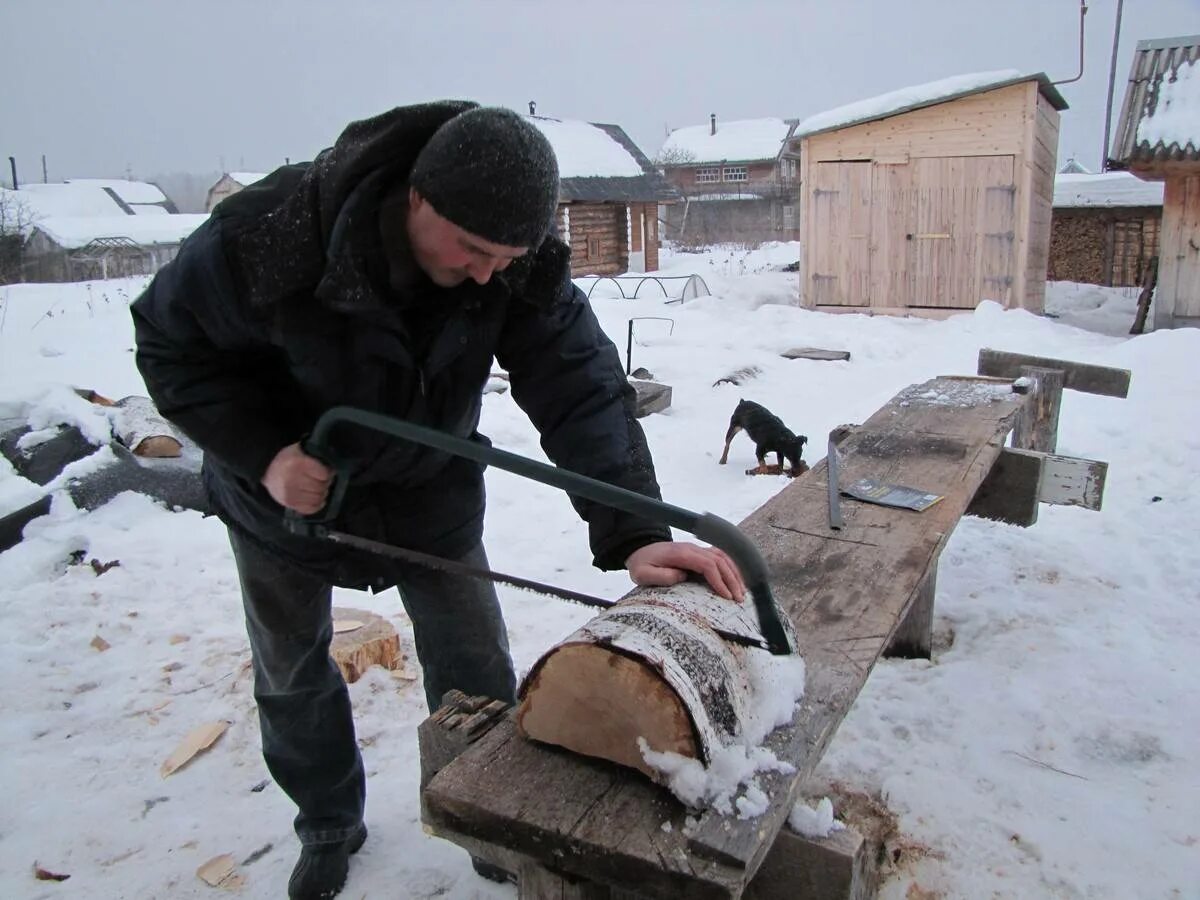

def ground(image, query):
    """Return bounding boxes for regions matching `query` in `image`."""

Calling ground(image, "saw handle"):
[281,438,353,538]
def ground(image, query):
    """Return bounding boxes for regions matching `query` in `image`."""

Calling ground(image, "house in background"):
[792,70,1067,317]
[528,115,680,276]
[1049,172,1163,287]
[5,179,175,220]
[657,116,799,246]
[1108,34,1200,329]
[205,172,269,212]
[22,215,208,282]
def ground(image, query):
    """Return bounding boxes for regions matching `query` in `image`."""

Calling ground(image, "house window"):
[587,235,601,259]
[782,205,796,230]
[780,158,797,180]
[695,166,720,184]
[723,165,748,182]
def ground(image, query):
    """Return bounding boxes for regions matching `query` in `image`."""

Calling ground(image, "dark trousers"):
[229,529,517,846]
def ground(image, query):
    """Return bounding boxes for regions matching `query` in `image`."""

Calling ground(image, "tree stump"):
[330,607,406,684]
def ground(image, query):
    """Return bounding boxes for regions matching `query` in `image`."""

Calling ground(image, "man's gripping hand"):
[625,541,746,603]
[261,443,334,515]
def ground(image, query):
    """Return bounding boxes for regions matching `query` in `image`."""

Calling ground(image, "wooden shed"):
[528,115,681,276]
[793,71,1068,317]
[1109,35,1200,329]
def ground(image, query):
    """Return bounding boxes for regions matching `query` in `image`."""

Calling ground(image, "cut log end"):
[516,643,698,778]
[133,435,183,458]
[330,607,405,684]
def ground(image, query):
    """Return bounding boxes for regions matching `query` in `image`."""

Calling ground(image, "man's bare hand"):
[625,541,746,603]
[261,443,333,514]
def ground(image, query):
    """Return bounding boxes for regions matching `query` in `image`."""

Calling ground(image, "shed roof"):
[793,70,1068,140]
[527,116,680,204]
[659,117,796,166]
[1110,35,1200,166]
[1053,172,1164,208]
[66,179,168,206]
[31,214,209,249]
[228,172,269,187]
[5,183,128,220]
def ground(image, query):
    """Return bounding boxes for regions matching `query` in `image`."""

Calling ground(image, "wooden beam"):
[884,566,937,659]
[782,347,852,362]
[744,824,879,900]
[1039,453,1108,511]
[966,447,1043,526]
[1011,365,1064,453]
[630,379,672,417]
[977,348,1131,398]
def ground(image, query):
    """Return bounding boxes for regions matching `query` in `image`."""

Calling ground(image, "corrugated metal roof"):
[1109,34,1200,166]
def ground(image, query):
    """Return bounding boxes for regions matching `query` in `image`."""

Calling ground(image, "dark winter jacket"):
[130,101,670,587]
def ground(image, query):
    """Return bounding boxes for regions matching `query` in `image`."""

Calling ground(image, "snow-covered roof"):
[228,172,268,187]
[794,70,1068,139]
[1136,57,1199,151]
[1110,36,1200,166]
[30,214,208,249]
[1059,158,1093,174]
[1054,172,1164,208]
[5,183,128,219]
[659,118,794,164]
[526,117,645,178]
[65,179,167,205]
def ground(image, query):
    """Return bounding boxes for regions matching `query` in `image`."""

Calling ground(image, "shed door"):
[808,161,871,306]
[898,156,1016,309]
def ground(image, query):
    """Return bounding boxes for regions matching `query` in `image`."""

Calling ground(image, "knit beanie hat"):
[409,107,560,248]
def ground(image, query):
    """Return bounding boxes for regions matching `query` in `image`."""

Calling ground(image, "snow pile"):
[1053,172,1163,208]
[639,648,806,819]
[788,796,846,839]
[527,117,644,178]
[660,117,792,164]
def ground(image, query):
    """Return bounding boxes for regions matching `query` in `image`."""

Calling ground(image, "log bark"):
[329,607,405,684]
[516,586,796,777]
[112,396,183,458]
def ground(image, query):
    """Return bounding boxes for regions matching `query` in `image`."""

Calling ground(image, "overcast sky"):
[3,0,1197,184]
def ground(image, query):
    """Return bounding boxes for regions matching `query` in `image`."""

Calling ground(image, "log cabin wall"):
[799,79,1062,317]
[563,202,626,277]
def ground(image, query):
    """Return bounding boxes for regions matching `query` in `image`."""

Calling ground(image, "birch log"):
[112,396,183,458]
[516,585,797,778]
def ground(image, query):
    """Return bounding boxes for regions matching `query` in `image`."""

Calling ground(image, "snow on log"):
[516,584,799,778]
[112,396,182,458]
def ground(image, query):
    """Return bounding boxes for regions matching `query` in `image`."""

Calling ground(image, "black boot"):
[288,824,368,899]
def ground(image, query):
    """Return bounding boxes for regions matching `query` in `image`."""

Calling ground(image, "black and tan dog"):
[719,399,808,477]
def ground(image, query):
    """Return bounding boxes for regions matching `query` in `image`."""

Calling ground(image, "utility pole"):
[1101,0,1125,172]
[42,155,48,183]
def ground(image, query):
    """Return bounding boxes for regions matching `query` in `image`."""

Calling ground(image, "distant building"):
[1049,172,1163,287]
[1108,34,1200,329]
[792,70,1067,317]
[657,116,799,246]
[529,116,679,275]
[22,215,208,282]
[1059,157,1093,175]
[205,172,269,213]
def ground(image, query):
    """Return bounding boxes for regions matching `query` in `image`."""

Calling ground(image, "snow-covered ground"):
[1,246,1196,899]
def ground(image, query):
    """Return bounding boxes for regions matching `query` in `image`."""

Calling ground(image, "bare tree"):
[0,189,34,284]
[652,146,697,172]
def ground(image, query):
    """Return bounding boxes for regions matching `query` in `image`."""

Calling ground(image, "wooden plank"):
[966,447,1043,526]
[805,84,1028,162]
[782,347,852,362]
[1039,453,1108,511]
[423,377,1031,897]
[977,348,1131,398]
[629,379,672,417]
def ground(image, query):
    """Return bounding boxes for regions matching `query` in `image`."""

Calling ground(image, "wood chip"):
[332,619,364,634]
[161,721,230,778]
[169,634,190,645]
[196,853,237,887]
[90,635,111,652]
[33,862,70,881]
